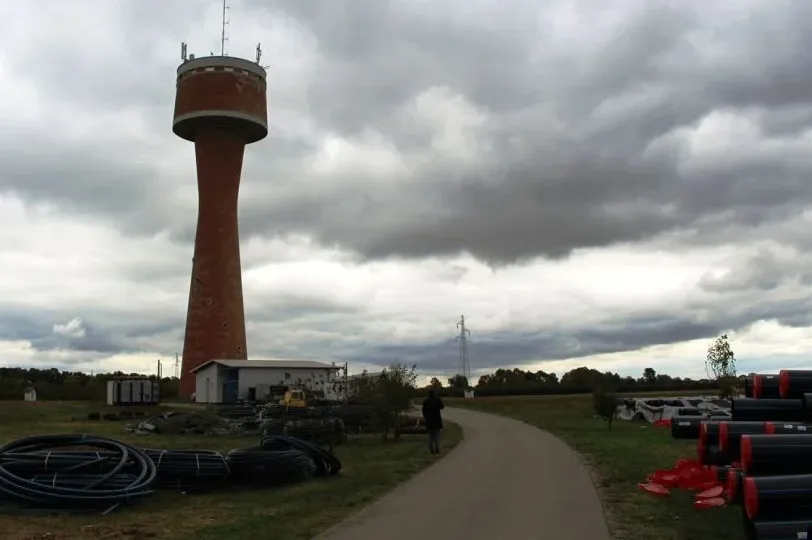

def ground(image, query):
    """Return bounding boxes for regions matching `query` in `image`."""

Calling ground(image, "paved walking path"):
[313,407,611,540]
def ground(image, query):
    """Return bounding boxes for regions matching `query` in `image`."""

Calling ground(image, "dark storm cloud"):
[4,1,812,264]
[231,0,812,264]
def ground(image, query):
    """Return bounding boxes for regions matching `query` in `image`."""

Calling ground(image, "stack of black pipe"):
[669,369,812,539]
[0,432,343,514]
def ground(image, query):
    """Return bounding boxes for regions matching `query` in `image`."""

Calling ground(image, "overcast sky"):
[2,0,812,382]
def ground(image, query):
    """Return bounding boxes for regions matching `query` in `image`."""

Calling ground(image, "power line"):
[455,315,472,388]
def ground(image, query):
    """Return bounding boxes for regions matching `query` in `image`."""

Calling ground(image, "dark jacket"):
[421,396,445,430]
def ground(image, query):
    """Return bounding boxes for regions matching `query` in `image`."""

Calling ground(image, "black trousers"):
[428,428,442,454]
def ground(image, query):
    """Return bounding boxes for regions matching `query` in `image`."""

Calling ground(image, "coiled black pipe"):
[0,434,156,514]
[260,435,342,476]
[225,446,316,486]
[142,449,230,491]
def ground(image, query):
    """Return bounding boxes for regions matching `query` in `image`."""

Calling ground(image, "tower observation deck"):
[173,49,268,399]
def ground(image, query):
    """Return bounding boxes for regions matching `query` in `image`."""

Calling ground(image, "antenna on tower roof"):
[220,0,230,56]
[256,43,262,64]
[181,42,188,62]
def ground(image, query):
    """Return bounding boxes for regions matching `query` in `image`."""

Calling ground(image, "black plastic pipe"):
[676,407,703,417]
[740,434,812,475]
[725,468,744,505]
[730,398,804,422]
[670,416,704,439]
[802,393,812,423]
[718,421,774,462]
[746,518,812,540]
[752,375,781,399]
[698,421,729,465]
[0,434,156,513]
[743,473,812,521]
[778,370,812,399]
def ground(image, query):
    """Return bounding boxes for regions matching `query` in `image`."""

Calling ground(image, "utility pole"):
[220,0,229,56]
[455,315,472,389]
[174,352,180,379]
[157,359,162,379]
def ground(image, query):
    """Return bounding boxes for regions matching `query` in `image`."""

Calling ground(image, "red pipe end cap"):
[753,375,763,399]
[718,422,729,452]
[694,497,726,509]
[779,369,790,398]
[638,482,670,497]
[743,477,758,519]
[740,435,753,472]
[697,423,708,463]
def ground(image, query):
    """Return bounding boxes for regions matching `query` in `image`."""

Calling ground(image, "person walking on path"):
[421,389,445,455]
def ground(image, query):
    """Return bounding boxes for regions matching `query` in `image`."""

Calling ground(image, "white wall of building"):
[237,367,338,401]
[194,363,222,404]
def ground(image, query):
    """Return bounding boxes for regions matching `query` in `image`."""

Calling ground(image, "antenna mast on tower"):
[220,0,230,56]
[455,315,472,388]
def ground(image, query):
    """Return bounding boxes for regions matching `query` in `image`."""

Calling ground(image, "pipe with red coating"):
[725,468,744,504]
[731,398,805,422]
[778,370,812,399]
[697,421,729,465]
[718,421,772,461]
[752,374,781,399]
[743,473,812,521]
[740,434,812,475]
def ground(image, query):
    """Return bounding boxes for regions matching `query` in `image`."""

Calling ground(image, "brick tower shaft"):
[179,129,249,398]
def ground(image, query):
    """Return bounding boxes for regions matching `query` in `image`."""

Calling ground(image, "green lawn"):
[0,401,462,540]
[450,394,745,540]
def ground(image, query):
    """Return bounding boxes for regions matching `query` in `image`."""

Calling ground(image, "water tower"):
[173,40,268,398]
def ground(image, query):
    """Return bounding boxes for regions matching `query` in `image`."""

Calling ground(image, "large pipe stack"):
[656,369,812,538]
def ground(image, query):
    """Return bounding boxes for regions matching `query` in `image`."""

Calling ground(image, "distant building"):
[191,359,342,404]
[23,387,37,402]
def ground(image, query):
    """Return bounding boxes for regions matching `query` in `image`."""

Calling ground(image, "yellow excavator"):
[279,388,308,408]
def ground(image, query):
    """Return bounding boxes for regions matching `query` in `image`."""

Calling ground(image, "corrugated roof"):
[191,359,340,373]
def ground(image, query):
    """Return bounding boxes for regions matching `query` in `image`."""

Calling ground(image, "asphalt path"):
[313,406,611,540]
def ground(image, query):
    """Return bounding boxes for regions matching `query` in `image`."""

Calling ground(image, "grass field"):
[0,401,462,540]
[450,394,745,540]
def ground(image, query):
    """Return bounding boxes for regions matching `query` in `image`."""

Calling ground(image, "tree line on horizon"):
[0,367,179,401]
[0,361,729,402]
[425,365,724,397]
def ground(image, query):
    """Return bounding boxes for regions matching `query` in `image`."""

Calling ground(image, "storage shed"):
[23,387,36,402]
[106,378,161,406]
[192,359,341,404]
